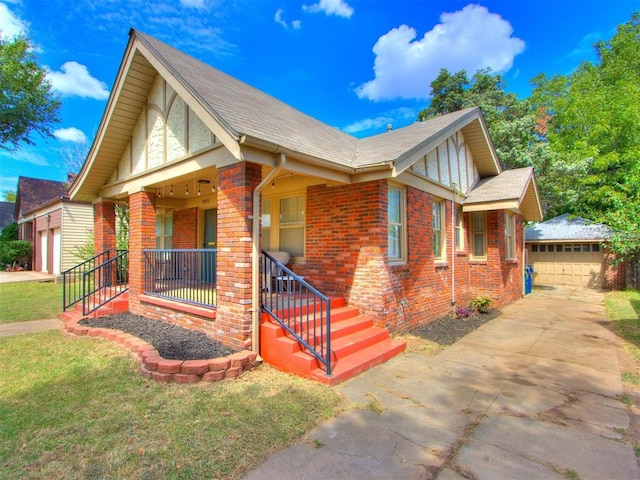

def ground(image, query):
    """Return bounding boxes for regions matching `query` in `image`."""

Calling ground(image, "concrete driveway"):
[0,271,55,284]
[243,286,639,479]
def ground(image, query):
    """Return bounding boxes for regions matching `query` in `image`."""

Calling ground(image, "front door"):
[204,209,217,283]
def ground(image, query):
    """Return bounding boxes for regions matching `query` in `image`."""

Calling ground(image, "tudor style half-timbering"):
[67,29,542,383]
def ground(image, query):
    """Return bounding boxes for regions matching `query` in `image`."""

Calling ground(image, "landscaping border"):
[63,318,258,383]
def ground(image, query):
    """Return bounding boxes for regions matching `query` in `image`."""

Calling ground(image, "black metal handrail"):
[62,249,111,311]
[260,250,332,375]
[81,251,129,315]
[143,249,217,308]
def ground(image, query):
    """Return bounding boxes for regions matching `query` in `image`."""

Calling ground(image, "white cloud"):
[0,149,49,167]
[275,8,302,30]
[180,0,206,8]
[54,127,88,144]
[343,107,417,134]
[355,4,525,101]
[46,62,110,100]
[303,0,353,18]
[0,2,28,38]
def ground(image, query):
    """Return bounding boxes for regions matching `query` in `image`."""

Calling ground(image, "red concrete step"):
[310,337,407,386]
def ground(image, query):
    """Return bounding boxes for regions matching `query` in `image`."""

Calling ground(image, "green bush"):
[469,296,492,314]
[0,240,31,269]
[0,222,18,241]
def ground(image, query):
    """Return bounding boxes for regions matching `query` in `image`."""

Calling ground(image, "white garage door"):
[528,243,604,288]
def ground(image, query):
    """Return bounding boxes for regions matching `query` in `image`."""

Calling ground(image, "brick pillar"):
[216,161,261,351]
[128,191,156,313]
[94,200,116,254]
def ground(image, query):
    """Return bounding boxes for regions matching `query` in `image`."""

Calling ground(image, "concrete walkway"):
[243,286,639,480]
[0,271,56,284]
[0,318,62,337]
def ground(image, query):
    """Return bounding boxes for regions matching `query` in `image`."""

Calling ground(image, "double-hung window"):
[505,212,516,259]
[433,200,444,260]
[455,206,464,250]
[387,185,405,262]
[261,194,305,259]
[471,212,486,258]
[156,212,173,249]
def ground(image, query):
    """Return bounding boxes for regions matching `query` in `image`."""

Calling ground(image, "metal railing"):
[62,249,111,311]
[143,249,217,307]
[260,250,332,375]
[80,251,129,315]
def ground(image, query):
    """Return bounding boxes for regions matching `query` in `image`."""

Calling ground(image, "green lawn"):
[0,282,63,324]
[0,331,345,480]
[606,290,640,379]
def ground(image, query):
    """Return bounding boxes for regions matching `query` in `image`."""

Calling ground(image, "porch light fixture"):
[185,182,190,196]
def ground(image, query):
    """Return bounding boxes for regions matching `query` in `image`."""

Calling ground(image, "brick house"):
[68,30,542,382]
[15,176,93,274]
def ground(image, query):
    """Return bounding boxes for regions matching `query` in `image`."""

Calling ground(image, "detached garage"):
[525,214,625,289]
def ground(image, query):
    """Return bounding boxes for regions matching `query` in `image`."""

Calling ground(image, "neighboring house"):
[525,213,625,289]
[69,30,542,378]
[15,176,93,275]
[0,201,15,233]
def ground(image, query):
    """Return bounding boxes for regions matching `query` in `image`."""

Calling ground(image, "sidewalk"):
[0,319,62,337]
[0,271,56,284]
[243,286,639,480]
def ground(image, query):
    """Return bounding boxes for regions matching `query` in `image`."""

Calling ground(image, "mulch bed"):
[80,313,236,361]
[408,309,501,345]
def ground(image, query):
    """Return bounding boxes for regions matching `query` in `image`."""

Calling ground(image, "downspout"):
[451,186,456,306]
[251,153,286,354]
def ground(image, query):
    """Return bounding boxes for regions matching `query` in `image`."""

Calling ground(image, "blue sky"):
[0,0,637,195]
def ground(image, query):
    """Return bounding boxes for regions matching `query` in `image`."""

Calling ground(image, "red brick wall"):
[215,161,261,351]
[128,191,156,312]
[94,201,116,254]
[296,182,524,334]
[604,252,626,289]
[173,207,197,249]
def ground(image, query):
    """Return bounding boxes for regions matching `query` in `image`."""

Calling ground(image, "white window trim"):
[455,206,464,251]
[433,199,445,261]
[470,211,487,260]
[261,191,306,262]
[505,211,516,260]
[387,184,407,265]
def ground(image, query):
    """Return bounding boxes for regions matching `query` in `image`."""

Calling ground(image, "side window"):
[471,212,486,258]
[505,212,516,259]
[388,185,405,262]
[455,207,464,250]
[433,200,444,260]
[261,194,306,259]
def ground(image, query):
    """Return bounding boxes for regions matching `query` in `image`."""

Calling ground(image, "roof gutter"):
[251,152,286,355]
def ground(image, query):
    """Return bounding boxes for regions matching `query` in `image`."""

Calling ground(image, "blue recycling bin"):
[524,265,533,295]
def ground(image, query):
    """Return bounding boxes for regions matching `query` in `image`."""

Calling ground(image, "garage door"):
[528,243,604,288]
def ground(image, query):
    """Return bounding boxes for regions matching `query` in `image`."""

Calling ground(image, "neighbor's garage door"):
[528,243,604,288]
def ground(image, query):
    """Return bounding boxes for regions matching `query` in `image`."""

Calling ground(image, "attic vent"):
[386,124,393,132]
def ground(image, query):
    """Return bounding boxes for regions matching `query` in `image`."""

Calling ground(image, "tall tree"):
[0,35,61,151]
[531,12,640,258]
[418,68,544,172]
[2,189,16,202]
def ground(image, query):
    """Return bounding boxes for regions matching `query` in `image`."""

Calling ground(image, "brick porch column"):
[128,190,156,314]
[216,161,261,351]
[93,200,116,254]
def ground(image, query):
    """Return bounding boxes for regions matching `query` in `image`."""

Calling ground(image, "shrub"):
[455,306,471,319]
[0,240,31,269]
[469,296,492,314]
[0,222,18,241]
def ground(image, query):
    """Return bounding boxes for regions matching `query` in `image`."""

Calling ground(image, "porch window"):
[261,194,305,259]
[471,212,486,258]
[433,200,444,260]
[505,212,516,259]
[455,206,464,250]
[156,212,173,249]
[387,185,405,263]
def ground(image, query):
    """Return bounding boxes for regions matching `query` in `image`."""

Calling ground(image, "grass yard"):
[0,281,63,324]
[0,330,345,480]
[606,290,640,384]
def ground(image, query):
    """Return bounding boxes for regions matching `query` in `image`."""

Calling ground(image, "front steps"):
[60,291,129,323]
[260,298,406,385]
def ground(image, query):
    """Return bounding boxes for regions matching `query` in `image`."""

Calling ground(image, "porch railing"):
[143,249,217,308]
[260,250,332,376]
[62,249,111,311]
[80,251,129,315]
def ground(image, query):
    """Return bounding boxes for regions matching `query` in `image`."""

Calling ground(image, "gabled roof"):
[15,177,68,221]
[463,167,542,222]
[0,202,15,229]
[70,30,506,202]
[525,213,612,242]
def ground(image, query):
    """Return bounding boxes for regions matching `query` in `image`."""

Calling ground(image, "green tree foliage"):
[0,222,18,242]
[418,68,545,172]
[0,240,31,269]
[531,12,640,258]
[0,35,61,151]
[2,189,16,202]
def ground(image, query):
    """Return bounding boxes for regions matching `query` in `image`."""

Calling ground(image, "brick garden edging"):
[63,318,258,384]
